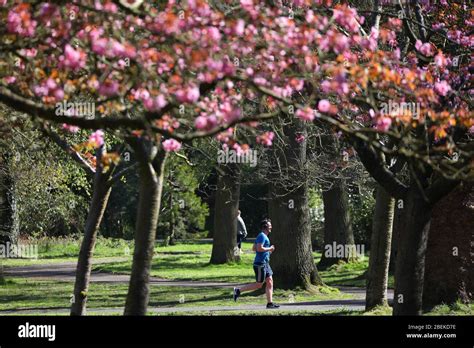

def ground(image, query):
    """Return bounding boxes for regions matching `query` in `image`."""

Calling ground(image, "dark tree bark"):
[422,183,474,309]
[393,186,433,315]
[318,178,355,268]
[269,182,323,289]
[70,169,112,315]
[210,163,241,264]
[0,153,19,245]
[366,185,395,310]
[268,117,322,290]
[352,138,460,315]
[124,140,167,316]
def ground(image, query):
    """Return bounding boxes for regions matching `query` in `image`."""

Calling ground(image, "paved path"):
[1,259,394,315]
[3,259,242,288]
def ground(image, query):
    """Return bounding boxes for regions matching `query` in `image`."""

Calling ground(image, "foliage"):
[8,127,89,237]
[158,154,209,242]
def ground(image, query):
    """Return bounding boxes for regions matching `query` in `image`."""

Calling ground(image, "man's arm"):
[256,243,275,252]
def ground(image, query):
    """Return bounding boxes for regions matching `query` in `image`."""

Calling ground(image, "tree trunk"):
[268,118,322,289]
[269,182,323,289]
[318,178,355,268]
[422,183,474,309]
[70,171,112,316]
[162,189,175,247]
[210,164,241,264]
[0,153,19,245]
[393,187,432,315]
[124,145,167,316]
[366,185,395,310]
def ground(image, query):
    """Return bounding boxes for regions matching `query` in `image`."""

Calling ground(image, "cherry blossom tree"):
[0,0,471,315]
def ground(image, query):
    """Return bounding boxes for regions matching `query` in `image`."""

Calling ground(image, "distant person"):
[233,219,279,309]
[236,210,247,255]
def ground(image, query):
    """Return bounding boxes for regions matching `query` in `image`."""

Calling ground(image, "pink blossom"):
[162,139,182,152]
[234,19,245,36]
[175,85,200,103]
[434,51,447,68]
[88,130,105,148]
[205,27,221,42]
[62,124,80,133]
[318,99,331,113]
[98,80,120,97]
[59,44,87,71]
[295,134,305,143]
[332,5,360,33]
[53,88,64,100]
[3,76,16,84]
[415,40,435,56]
[195,116,208,130]
[143,94,168,111]
[256,131,275,147]
[296,107,316,121]
[253,77,267,86]
[7,5,37,37]
[376,116,392,132]
[91,38,108,55]
[434,80,451,96]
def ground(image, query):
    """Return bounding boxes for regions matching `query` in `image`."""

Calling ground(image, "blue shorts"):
[253,263,273,283]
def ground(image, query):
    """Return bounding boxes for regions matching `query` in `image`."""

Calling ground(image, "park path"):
[1,259,394,315]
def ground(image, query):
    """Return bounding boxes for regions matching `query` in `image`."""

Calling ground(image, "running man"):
[232,219,280,309]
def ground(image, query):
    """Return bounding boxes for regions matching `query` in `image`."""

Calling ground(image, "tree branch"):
[352,138,409,199]
[40,123,95,175]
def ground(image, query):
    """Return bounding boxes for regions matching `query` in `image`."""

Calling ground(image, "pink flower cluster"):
[415,40,435,56]
[318,99,331,113]
[376,116,392,132]
[321,72,349,96]
[434,51,448,69]
[256,132,275,147]
[162,139,182,152]
[332,5,362,33]
[58,44,87,71]
[33,78,64,101]
[98,80,120,97]
[62,124,80,133]
[296,107,316,121]
[88,130,105,148]
[92,38,137,59]
[175,85,200,104]
[295,133,305,144]
[133,89,168,111]
[7,4,37,37]
[434,80,451,96]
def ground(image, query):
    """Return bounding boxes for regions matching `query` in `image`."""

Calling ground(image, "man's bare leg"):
[265,276,273,304]
[239,282,263,292]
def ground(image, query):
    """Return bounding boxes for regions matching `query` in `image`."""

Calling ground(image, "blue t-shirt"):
[254,232,270,266]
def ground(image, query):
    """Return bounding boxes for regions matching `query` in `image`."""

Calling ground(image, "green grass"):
[6,238,457,317]
[318,257,395,289]
[0,277,353,313]
[426,301,474,316]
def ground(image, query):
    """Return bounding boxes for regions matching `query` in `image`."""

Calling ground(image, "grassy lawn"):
[3,238,467,316]
[0,277,352,313]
